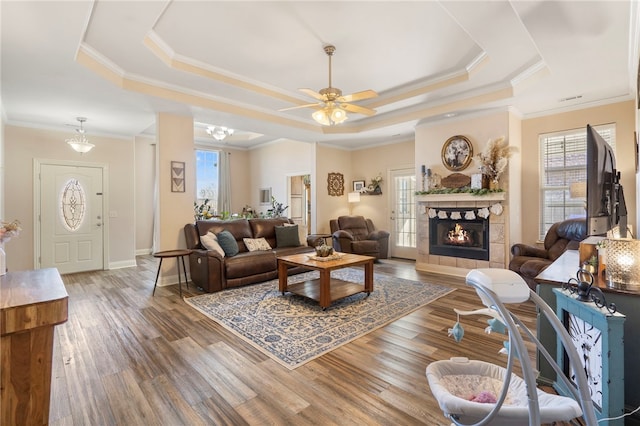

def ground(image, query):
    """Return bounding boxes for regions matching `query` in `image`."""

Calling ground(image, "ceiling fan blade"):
[339,103,377,116]
[278,102,322,112]
[299,88,326,101]
[337,89,378,103]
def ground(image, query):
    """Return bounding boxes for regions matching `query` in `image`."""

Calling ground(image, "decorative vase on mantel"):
[489,179,500,190]
[481,174,491,189]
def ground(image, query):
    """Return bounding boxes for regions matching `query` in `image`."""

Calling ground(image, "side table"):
[152,249,191,297]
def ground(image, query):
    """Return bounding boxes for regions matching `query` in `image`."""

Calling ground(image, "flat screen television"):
[586,124,627,237]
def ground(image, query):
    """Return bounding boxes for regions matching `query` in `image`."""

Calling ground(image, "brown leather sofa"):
[508,218,587,289]
[184,218,314,293]
[330,215,390,259]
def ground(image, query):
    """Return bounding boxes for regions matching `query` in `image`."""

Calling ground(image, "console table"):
[1,268,68,425]
[535,250,640,419]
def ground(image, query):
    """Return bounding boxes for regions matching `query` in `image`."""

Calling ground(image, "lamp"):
[605,238,640,286]
[348,191,360,215]
[206,125,234,141]
[66,117,94,153]
[312,102,348,126]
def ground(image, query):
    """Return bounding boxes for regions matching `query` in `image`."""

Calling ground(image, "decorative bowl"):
[315,244,334,257]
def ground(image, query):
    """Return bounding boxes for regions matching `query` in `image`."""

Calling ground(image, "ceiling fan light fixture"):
[312,104,348,126]
[66,117,95,153]
[206,125,234,141]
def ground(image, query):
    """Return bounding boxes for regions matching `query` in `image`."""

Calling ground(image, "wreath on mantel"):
[426,203,504,220]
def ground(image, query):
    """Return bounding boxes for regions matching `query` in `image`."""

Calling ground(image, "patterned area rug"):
[184,268,454,369]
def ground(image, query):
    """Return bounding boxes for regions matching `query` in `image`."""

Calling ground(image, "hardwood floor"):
[48,256,572,425]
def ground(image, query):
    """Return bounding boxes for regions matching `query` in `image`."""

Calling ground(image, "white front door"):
[389,168,417,259]
[39,163,105,273]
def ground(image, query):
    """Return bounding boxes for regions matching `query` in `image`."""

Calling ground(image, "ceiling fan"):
[279,44,378,125]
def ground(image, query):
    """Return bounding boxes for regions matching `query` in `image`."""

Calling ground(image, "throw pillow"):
[275,224,300,247]
[199,231,225,257]
[243,237,272,252]
[216,230,239,257]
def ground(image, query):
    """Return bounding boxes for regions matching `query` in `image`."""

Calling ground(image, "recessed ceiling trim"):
[144,31,307,106]
[77,45,320,133]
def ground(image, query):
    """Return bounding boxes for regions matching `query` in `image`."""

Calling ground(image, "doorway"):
[389,168,417,259]
[288,174,310,237]
[36,160,107,273]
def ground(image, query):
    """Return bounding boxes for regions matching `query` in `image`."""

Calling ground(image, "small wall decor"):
[327,172,344,196]
[353,180,366,192]
[171,161,185,192]
[259,188,272,205]
[441,135,473,171]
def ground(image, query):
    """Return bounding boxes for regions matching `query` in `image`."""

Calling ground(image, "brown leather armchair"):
[509,218,587,289]
[330,215,390,259]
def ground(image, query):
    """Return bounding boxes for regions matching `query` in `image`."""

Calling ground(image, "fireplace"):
[429,209,489,261]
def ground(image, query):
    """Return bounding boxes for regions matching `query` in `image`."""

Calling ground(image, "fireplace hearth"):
[429,209,489,261]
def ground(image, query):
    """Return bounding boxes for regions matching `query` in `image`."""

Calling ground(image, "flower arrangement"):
[367,173,383,193]
[194,199,215,220]
[266,196,288,218]
[0,220,21,244]
[474,137,518,183]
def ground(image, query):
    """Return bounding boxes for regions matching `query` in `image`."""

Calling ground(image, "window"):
[539,124,616,239]
[195,149,220,212]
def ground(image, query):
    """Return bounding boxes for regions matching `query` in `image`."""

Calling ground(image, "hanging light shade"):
[206,125,234,141]
[66,117,94,153]
[312,103,348,126]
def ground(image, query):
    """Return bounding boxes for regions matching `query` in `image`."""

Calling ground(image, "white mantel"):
[416,192,506,203]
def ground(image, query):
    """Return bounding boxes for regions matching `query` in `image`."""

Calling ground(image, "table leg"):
[319,269,331,309]
[152,258,164,296]
[278,260,288,295]
[176,258,183,297]
[181,255,189,290]
[364,260,374,294]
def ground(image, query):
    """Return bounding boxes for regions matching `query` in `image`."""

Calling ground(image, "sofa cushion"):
[217,230,239,257]
[200,231,225,257]
[243,237,272,252]
[275,224,300,247]
[225,252,276,279]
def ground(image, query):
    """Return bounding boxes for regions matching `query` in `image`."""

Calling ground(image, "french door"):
[389,168,417,259]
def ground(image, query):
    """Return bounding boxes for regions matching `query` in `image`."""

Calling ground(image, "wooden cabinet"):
[1,268,68,425]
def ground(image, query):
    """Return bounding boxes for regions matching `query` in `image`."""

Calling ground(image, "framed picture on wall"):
[171,161,185,192]
[441,135,473,171]
[353,180,365,192]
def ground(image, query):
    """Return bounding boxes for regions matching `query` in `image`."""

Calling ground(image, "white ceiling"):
[2,1,639,150]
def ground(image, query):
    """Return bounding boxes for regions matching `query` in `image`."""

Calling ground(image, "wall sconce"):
[605,238,640,286]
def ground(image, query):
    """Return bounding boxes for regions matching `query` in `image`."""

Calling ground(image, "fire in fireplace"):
[429,209,489,261]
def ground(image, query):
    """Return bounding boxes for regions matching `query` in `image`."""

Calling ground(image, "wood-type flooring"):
[48,256,579,425]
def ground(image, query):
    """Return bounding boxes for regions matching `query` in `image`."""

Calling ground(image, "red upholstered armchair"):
[330,215,390,260]
[508,218,587,289]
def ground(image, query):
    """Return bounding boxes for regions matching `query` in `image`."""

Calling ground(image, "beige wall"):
[4,124,136,272]
[315,145,352,234]
[249,139,313,216]
[521,101,637,245]
[135,135,155,254]
[350,140,415,232]
[157,113,194,253]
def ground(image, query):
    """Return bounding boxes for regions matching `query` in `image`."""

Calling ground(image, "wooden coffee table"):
[277,252,375,309]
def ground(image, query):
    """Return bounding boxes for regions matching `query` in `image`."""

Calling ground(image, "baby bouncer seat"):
[426,269,597,426]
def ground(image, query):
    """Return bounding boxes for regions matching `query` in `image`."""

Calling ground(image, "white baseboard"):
[136,248,152,256]
[108,259,138,270]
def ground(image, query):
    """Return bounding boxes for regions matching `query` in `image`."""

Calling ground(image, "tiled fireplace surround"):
[416,193,509,275]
